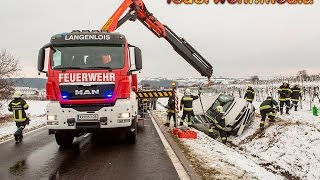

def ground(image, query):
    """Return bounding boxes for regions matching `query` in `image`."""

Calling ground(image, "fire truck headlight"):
[47,115,57,121]
[119,113,130,118]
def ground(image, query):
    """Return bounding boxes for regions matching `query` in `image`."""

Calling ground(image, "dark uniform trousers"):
[260,108,277,127]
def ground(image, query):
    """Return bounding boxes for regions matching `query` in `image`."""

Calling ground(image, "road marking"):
[150,113,190,180]
[0,125,47,145]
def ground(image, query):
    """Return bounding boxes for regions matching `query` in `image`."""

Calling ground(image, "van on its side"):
[190,93,255,136]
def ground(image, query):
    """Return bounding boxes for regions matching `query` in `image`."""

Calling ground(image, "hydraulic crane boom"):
[101,0,213,79]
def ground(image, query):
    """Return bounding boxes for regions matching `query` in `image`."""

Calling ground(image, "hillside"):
[9,78,46,89]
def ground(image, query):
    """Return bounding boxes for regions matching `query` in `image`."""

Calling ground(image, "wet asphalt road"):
[0,115,179,180]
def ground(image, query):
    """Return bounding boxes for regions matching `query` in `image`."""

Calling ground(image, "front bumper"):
[46,99,135,130]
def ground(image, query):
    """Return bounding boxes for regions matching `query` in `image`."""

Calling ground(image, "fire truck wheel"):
[55,131,74,147]
[138,116,144,132]
[127,120,137,144]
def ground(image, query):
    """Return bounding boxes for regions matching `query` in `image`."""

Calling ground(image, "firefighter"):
[244,85,255,103]
[164,96,177,127]
[259,96,279,129]
[278,81,291,115]
[311,86,320,103]
[150,98,158,110]
[208,106,227,144]
[290,84,302,111]
[8,91,30,142]
[179,88,198,126]
[101,53,112,65]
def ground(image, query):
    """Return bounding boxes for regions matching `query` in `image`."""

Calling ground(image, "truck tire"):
[126,120,137,144]
[55,132,74,147]
[138,115,144,132]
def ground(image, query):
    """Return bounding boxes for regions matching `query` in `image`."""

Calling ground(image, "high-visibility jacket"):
[244,87,255,101]
[260,97,279,111]
[209,112,227,132]
[8,98,29,122]
[291,86,302,101]
[180,95,198,111]
[166,97,177,113]
[278,84,291,101]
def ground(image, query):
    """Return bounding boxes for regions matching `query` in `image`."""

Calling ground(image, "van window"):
[207,94,235,116]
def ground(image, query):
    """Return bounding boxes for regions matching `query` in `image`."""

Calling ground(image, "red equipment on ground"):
[172,127,197,139]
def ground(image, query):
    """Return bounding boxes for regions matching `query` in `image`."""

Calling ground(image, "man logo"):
[75,89,100,96]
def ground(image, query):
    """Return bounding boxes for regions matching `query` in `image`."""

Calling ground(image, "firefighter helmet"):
[184,88,191,95]
[13,91,23,98]
[216,106,223,113]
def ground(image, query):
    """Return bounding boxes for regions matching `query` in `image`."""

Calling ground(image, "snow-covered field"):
[0,100,48,141]
[154,92,320,180]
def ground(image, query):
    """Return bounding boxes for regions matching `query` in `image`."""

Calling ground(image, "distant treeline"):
[140,79,180,89]
[9,78,46,89]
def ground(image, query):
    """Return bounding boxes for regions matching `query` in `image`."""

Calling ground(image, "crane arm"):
[101,0,213,78]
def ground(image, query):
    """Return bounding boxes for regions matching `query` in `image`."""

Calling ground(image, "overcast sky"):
[0,0,319,79]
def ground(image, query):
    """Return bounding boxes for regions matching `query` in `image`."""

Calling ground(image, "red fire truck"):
[38,0,213,147]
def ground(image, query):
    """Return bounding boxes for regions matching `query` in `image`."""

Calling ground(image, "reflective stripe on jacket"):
[278,84,291,100]
[260,98,279,111]
[244,88,255,101]
[8,98,29,122]
[180,95,198,111]
[291,86,302,101]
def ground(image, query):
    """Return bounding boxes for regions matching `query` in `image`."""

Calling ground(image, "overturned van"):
[190,93,255,136]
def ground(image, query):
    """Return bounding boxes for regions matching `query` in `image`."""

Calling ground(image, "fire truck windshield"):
[51,45,124,70]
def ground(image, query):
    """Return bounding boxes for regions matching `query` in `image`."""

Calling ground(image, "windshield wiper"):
[87,66,112,70]
[53,67,83,70]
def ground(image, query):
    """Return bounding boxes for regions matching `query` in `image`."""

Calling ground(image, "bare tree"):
[297,70,309,81]
[0,49,19,110]
[250,75,259,84]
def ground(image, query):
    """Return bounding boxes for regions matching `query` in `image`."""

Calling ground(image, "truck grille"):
[76,122,100,129]
[61,104,114,111]
[59,83,115,100]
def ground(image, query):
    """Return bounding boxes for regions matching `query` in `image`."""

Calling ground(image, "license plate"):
[117,119,130,123]
[78,114,98,121]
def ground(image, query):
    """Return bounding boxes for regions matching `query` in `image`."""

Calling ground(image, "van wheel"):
[55,131,74,147]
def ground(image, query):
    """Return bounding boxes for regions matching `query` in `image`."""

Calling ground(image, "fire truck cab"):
[38,31,142,146]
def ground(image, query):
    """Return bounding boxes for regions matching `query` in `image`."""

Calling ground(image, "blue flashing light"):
[61,92,69,100]
[104,91,113,99]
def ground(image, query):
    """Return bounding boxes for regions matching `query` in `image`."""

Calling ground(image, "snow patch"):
[182,130,282,179]
[0,101,48,141]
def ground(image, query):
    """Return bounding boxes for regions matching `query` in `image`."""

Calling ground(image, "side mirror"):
[134,47,142,70]
[38,43,51,74]
[38,47,45,72]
